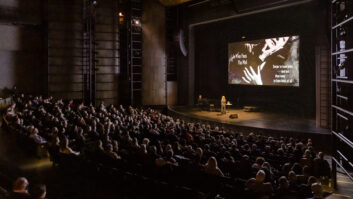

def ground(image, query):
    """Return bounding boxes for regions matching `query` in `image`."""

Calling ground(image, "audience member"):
[29,184,46,199]
[204,156,224,177]
[5,94,332,199]
[8,177,30,199]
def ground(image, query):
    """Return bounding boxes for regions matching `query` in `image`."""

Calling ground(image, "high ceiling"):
[158,0,308,8]
[159,0,194,6]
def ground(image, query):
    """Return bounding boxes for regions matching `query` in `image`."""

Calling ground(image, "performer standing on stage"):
[197,95,203,110]
[221,96,226,114]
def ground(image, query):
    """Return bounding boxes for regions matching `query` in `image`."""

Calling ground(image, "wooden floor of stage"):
[168,106,330,135]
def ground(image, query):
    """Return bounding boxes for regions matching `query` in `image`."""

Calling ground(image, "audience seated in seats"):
[5,94,333,199]
[300,149,313,168]
[28,126,47,145]
[59,137,80,156]
[0,186,8,199]
[291,163,302,176]
[155,150,178,167]
[106,143,121,160]
[8,177,30,199]
[29,184,46,199]
[245,170,273,198]
[288,171,299,192]
[274,176,292,199]
[298,176,318,198]
[204,156,224,177]
[313,152,330,179]
[6,104,17,121]
[297,165,311,185]
[309,183,323,199]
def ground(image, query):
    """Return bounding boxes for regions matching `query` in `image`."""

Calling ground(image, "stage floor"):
[168,106,330,135]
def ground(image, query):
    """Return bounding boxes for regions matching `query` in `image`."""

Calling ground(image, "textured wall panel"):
[48,22,83,31]
[47,0,84,100]
[0,0,44,97]
[0,25,41,51]
[96,74,117,83]
[96,41,119,49]
[48,83,83,92]
[97,58,119,66]
[51,92,82,99]
[96,66,120,74]
[96,82,118,91]
[0,51,41,93]
[96,24,118,32]
[48,13,82,22]
[48,39,82,48]
[96,90,118,99]
[48,75,83,83]
[96,49,119,58]
[49,66,82,74]
[142,0,166,105]
[48,57,83,66]
[48,48,82,57]
[96,33,119,40]
[167,81,178,105]
[315,46,330,128]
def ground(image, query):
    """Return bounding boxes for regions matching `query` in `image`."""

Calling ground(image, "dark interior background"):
[194,3,319,117]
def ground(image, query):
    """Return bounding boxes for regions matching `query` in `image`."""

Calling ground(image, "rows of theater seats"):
[2,94,331,199]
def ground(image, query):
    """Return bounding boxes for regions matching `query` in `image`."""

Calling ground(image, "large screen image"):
[228,36,299,86]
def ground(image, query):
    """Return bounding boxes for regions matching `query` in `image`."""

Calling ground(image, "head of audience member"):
[262,162,272,173]
[142,138,150,146]
[140,144,148,154]
[205,156,222,175]
[278,176,289,190]
[195,147,203,159]
[288,171,297,183]
[317,152,324,160]
[255,170,266,183]
[303,149,311,159]
[113,140,119,152]
[311,183,323,199]
[302,165,311,177]
[97,140,104,151]
[291,163,302,174]
[307,176,317,186]
[13,177,29,194]
[29,184,46,199]
[282,163,291,176]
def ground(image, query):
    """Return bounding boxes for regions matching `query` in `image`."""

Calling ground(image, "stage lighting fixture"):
[241,35,246,39]
[132,19,141,26]
[118,12,124,24]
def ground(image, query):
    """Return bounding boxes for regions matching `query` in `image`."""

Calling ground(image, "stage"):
[168,106,331,151]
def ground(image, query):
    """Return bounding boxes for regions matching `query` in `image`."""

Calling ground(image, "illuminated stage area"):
[168,106,331,150]
[169,106,328,134]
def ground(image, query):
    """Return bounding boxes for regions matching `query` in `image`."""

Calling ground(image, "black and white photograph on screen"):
[228,35,300,86]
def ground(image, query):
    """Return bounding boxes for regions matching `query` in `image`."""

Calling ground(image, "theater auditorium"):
[0,0,352,198]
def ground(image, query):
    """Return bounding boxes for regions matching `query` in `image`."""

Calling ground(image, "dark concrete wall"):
[314,0,330,128]
[142,0,167,105]
[95,1,120,105]
[47,0,83,100]
[0,0,45,97]
[47,0,119,105]
[1,0,165,106]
